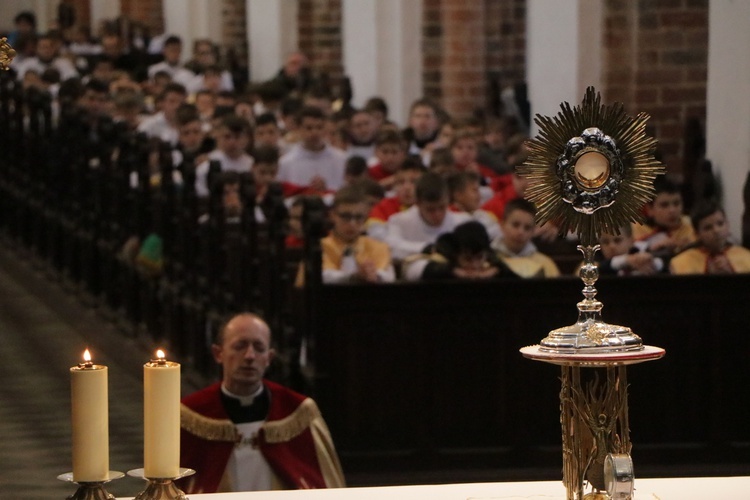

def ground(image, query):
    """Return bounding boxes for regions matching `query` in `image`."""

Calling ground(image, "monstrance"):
[519,87,665,500]
[0,37,16,70]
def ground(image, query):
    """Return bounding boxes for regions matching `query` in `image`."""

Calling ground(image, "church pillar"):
[706,0,750,240]
[162,0,222,62]
[246,0,298,83]
[439,0,486,119]
[341,0,422,126]
[526,0,603,134]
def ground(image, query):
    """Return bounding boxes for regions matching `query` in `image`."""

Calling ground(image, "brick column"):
[221,0,247,56]
[602,1,708,176]
[485,0,527,92]
[298,0,343,89]
[440,0,487,119]
[121,0,163,35]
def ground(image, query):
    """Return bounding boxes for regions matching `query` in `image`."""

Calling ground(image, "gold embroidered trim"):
[180,398,322,444]
[180,404,239,442]
[261,398,321,443]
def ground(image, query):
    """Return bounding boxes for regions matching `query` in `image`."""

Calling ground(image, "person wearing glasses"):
[318,186,395,284]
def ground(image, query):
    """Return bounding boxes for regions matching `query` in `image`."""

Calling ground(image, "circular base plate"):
[57,471,125,483]
[520,344,665,367]
[127,468,195,481]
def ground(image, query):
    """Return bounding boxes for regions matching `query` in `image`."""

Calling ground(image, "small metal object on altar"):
[519,87,666,500]
[57,471,124,500]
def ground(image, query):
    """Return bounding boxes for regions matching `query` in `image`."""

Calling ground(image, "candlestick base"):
[57,471,124,500]
[127,468,195,500]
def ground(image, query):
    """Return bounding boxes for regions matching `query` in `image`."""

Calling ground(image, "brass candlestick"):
[518,88,666,500]
[127,468,195,500]
[57,471,124,500]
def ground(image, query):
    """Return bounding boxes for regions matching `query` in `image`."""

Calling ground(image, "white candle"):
[143,349,181,478]
[70,349,109,482]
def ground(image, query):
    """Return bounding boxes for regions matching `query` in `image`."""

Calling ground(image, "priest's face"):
[213,314,275,395]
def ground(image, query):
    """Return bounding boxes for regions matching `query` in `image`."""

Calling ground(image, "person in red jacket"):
[180,313,345,493]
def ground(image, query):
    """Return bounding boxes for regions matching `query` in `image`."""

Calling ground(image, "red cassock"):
[179,380,345,493]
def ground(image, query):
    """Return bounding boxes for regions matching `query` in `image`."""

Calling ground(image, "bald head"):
[212,313,274,395]
[215,313,270,346]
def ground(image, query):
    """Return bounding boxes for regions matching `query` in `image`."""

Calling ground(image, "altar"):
[119,476,750,499]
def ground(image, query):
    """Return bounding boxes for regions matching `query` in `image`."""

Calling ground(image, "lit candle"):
[143,349,181,478]
[70,349,109,482]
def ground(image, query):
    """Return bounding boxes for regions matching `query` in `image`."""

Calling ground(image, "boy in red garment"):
[180,314,345,493]
[366,157,425,241]
[367,129,407,190]
[450,128,497,186]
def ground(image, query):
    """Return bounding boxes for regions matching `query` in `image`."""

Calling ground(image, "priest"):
[179,313,345,492]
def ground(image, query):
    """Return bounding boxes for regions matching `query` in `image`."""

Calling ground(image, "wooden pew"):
[297,274,750,477]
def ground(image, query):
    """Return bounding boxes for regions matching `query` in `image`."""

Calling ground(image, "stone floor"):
[0,241,202,499]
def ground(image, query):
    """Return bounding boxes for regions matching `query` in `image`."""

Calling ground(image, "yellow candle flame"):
[156,349,165,360]
[83,349,92,362]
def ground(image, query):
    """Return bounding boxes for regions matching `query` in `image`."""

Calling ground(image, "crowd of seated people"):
[3,13,749,286]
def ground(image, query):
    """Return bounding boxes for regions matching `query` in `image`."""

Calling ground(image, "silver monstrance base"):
[539,245,643,354]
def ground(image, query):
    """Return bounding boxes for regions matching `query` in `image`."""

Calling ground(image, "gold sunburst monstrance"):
[0,38,16,70]
[517,87,665,246]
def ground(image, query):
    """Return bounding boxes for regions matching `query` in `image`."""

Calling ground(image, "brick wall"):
[61,0,90,31]
[423,0,443,102]
[298,0,343,95]
[603,0,708,175]
[440,0,487,118]
[222,0,247,53]
[120,0,164,37]
[485,0,527,117]
[423,0,527,119]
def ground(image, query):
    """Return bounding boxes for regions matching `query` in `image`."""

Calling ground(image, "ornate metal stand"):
[127,468,195,500]
[521,246,664,500]
[57,471,124,500]
[517,87,667,500]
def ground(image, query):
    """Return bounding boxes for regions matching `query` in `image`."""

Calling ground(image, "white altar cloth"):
[121,476,750,499]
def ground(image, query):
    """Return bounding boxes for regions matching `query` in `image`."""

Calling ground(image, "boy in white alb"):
[385,173,471,261]
[447,171,502,241]
[137,82,187,146]
[195,115,254,197]
[147,35,195,89]
[277,106,347,193]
